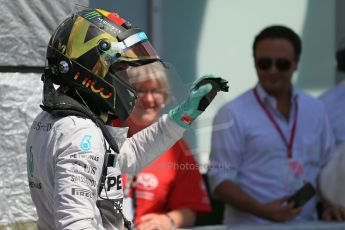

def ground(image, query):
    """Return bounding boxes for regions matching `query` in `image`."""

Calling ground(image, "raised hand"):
[169,74,229,128]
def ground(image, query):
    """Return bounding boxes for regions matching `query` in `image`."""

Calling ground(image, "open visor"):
[109,31,160,66]
[107,61,180,120]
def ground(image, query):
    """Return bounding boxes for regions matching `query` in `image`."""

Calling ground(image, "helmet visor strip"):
[107,31,160,66]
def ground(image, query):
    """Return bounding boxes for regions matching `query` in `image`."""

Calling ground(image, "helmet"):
[46,8,161,120]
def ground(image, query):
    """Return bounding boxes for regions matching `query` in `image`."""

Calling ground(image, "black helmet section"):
[106,69,137,120]
[45,8,161,120]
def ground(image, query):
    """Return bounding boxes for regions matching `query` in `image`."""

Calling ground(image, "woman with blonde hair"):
[117,62,212,230]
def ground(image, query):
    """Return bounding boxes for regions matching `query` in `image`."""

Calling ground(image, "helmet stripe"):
[96,9,126,25]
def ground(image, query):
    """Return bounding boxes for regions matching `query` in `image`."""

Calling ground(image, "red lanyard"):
[253,87,298,159]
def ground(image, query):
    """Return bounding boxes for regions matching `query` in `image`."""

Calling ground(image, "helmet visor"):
[121,40,160,65]
[110,31,160,66]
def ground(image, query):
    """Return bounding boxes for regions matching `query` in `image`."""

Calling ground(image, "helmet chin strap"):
[40,71,119,153]
[73,87,109,123]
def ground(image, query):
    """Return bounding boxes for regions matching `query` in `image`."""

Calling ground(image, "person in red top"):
[115,61,211,230]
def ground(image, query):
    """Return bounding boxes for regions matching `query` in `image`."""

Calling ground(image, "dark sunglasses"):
[256,58,293,72]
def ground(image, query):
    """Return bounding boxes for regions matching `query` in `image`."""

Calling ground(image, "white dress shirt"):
[208,83,335,225]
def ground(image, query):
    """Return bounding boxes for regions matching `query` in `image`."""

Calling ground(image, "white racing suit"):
[26,111,185,229]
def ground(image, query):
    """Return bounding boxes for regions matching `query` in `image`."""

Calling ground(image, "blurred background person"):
[318,46,345,220]
[208,25,343,225]
[319,46,345,148]
[115,62,212,230]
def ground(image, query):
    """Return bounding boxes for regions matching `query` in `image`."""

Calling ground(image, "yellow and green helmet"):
[46,8,161,120]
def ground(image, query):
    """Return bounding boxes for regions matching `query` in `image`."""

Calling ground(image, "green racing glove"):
[168,74,229,129]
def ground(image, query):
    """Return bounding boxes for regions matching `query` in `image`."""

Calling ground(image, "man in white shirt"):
[208,25,344,225]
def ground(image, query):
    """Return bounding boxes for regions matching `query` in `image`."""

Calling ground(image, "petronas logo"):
[84,11,101,20]
[28,146,34,177]
[80,135,92,151]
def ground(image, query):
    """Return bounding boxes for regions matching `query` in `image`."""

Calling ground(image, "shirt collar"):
[255,83,298,108]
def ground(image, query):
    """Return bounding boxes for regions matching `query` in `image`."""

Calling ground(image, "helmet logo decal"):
[90,83,104,93]
[74,71,113,99]
[81,9,124,36]
[57,42,67,54]
[99,91,112,99]
[97,17,123,35]
[84,11,101,20]
[137,32,148,41]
